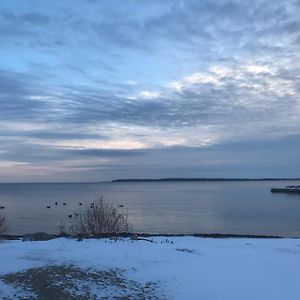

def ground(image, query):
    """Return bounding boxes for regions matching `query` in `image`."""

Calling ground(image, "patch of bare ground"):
[1,265,161,299]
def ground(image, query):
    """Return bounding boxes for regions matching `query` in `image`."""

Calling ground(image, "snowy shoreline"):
[1,231,286,241]
[1,236,300,299]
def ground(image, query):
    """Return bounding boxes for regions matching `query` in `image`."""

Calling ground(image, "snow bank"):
[1,237,300,299]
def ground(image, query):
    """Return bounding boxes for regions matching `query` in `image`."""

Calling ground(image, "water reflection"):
[0,181,300,236]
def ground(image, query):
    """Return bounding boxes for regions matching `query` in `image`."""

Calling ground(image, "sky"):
[0,0,300,182]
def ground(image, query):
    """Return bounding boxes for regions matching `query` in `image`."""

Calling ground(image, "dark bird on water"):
[55,202,58,205]
[47,206,51,209]
[63,203,66,205]
[0,206,5,209]
[68,214,72,218]
[79,203,82,206]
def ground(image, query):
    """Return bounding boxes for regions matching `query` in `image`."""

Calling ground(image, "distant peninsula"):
[112,178,300,183]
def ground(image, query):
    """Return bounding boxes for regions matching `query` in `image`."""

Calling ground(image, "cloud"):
[0,0,300,180]
[0,11,49,26]
[1,134,299,182]
[0,57,299,150]
[0,129,108,141]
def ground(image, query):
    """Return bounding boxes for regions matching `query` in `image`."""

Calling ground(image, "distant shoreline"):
[112,178,300,183]
[1,178,299,184]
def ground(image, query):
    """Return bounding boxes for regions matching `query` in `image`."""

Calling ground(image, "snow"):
[1,236,300,299]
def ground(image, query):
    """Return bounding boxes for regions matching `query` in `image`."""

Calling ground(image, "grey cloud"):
[0,141,148,164]
[0,11,49,42]
[1,0,299,81]
[70,148,149,157]
[0,12,50,25]
[1,0,300,180]
[2,135,299,180]
[0,70,50,121]
[0,130,108,141]
[0,11,49,25]
[0,142,66,163]
[64,69,298,132]
[1,61,299,137]
[0,70,36,94]
[20,13,50,25]
[1,0,299,54]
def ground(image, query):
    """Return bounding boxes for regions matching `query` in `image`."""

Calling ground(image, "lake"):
[1,181,300,236]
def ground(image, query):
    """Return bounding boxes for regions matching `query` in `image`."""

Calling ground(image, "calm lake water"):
[1,181,300,237]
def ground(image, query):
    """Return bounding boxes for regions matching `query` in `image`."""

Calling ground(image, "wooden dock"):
[271,188,300,194]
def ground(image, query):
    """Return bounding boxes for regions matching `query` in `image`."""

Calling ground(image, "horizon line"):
[1,177,300,184]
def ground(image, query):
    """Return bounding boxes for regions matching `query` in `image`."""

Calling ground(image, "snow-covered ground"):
[1,236,300,299]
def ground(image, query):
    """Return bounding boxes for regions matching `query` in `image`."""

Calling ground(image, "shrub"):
[0,214,8,235]
[70,197,130,237]
[58,221,68,237]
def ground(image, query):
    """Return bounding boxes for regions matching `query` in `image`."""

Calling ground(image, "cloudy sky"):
[0,0,300,182]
